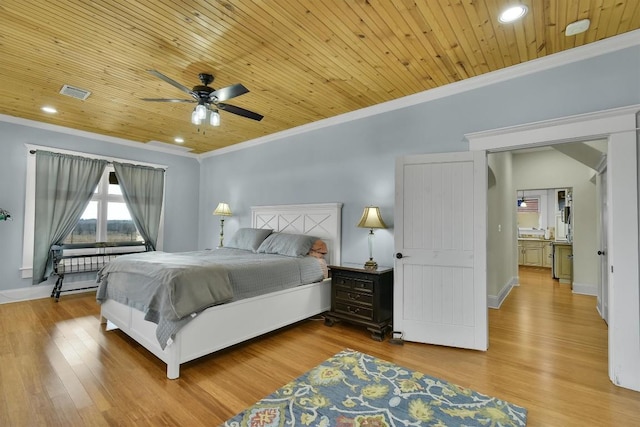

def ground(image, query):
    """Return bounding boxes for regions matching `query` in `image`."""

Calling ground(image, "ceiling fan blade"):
[147,70,194,96]
[140,98,195,103]
[218,103,264,121]
[210,83,249,102]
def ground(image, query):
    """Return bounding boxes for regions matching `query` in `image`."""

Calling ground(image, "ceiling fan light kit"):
[210,111,220,126]
[196,104,207,120]
[142,69,263,129]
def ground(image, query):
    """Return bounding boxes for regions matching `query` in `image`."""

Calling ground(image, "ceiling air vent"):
[59,84,91,100]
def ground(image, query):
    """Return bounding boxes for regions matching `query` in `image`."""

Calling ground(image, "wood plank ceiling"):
[1,1,639,154]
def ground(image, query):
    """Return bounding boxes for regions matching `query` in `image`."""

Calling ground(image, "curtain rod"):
[27,148,167,170]
[29,149,118,167]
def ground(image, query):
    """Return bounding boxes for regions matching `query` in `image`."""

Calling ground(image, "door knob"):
[597,250,606,255]
[396,253,403,259]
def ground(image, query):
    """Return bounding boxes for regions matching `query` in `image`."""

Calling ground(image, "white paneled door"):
[394,151,488,350]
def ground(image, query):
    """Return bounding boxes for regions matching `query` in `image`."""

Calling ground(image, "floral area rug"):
[222,349,527,426]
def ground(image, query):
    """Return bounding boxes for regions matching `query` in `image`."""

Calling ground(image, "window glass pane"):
[108,172,122,195]
[63,201,97,244]
[107,202,141,242]
[108,184,122,195]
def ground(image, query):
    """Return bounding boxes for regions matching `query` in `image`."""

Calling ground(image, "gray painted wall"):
[487,151,517,302]
[199,46,640,284]
[0,122,201,293]
[0,44,638,301]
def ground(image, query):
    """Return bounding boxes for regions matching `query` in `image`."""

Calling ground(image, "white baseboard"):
[572,281,597,296]
[488,276,519,309]
[0,280,96,304]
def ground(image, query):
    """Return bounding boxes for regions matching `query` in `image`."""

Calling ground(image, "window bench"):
[50,241,148,301]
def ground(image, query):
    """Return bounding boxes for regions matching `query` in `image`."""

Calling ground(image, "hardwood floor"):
[1,267,639,426]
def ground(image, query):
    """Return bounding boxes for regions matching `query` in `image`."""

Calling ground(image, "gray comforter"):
[96,248,324,348]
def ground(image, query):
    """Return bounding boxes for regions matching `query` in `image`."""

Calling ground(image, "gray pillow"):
[226,228,273,252]
[257,233,319,257]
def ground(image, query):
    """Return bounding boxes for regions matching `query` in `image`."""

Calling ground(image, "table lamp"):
[357,206,387,270]
[213,202,232,247]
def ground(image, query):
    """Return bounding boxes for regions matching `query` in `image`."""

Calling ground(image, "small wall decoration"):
[0,208,12,221]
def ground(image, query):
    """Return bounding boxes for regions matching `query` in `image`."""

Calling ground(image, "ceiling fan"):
[141,70,263,127]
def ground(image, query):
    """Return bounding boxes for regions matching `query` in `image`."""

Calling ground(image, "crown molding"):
[0,114,199,159]
[2,29,638,160]
[202,29,640,158]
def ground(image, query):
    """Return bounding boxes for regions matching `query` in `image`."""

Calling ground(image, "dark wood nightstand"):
[324,264,393,341]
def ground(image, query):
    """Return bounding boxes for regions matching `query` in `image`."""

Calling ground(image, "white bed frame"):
[100,203,342,379]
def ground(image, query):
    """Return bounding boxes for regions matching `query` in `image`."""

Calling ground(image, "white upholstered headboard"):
[251,203,342,266]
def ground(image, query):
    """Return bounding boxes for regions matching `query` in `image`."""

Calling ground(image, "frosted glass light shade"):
[210,110,220,126]
[196,104,207,120]
[191,110,202,125]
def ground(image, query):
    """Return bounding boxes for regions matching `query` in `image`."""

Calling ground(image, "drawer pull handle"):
[348,307,360,314]
[348,293,360,300]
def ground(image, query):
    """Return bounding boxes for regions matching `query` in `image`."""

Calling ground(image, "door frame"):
[597,167,609,323]
[466,104,640,392]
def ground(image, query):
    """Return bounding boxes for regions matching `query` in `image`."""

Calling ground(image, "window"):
[517,197,539,213]
[21,144,165,279]
[63,167,142,244]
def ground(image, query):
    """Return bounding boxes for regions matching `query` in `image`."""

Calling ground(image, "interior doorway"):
[468,105,640,391]
[515,186,574,286]
[509,141,606,294]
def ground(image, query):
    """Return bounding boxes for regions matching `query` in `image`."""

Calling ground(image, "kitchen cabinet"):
[553,243,573,283]
[518,239,553,268]
[543,241,553,268]
[517,242,524,265]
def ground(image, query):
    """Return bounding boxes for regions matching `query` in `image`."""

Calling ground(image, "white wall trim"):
[0,285,51,304]
[0,114,198,159]
[203,30,640,158]
[572,282,597,296]
[1,31,638,160]
[0,281,96,305]
[468,106,640,392]
[488,276,518,309]
[466,104,640,151]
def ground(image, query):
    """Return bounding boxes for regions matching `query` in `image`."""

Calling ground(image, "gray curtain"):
[113,162,165,251]
[33,151,107,284]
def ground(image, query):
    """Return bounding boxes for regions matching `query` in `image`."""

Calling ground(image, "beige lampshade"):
[357,206,387,229]
[213,202,232,216]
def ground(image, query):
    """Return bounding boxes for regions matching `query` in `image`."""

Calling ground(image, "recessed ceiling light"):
[174,137,184,144]
[499,5,528,23]
[41,106,57,114]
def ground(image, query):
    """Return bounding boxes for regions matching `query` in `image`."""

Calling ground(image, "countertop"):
[518,238,572,246]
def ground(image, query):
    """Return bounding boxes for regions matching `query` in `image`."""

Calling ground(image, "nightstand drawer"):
[335,289,373,305]
[334,302,373,321]
[334,276,374,292]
